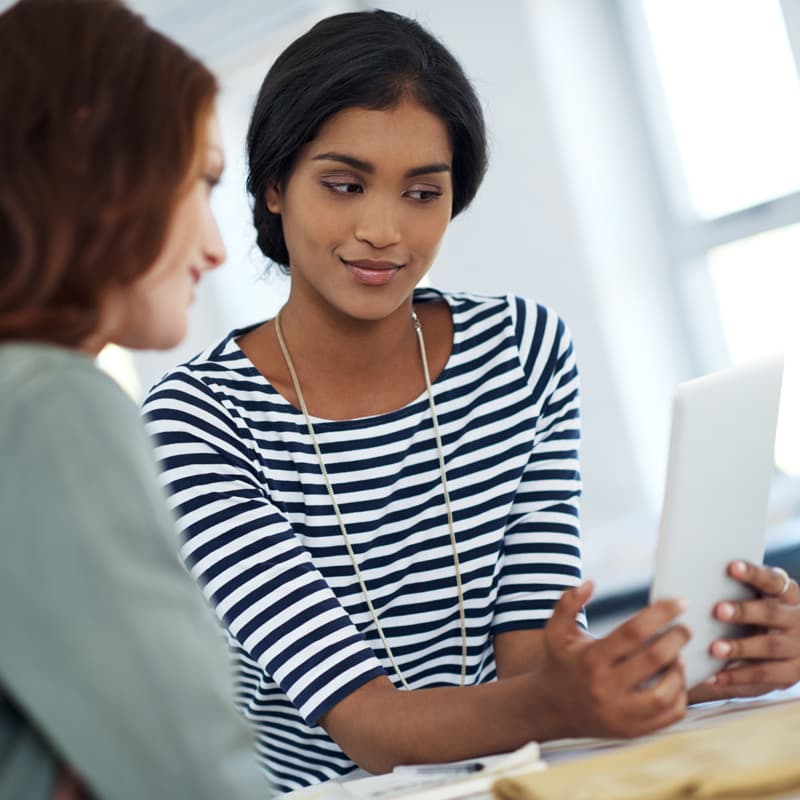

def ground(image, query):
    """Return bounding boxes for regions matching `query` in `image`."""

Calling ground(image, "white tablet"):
[649,353,784,689]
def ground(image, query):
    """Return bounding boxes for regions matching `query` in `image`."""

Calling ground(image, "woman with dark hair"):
[144,8,800,793]
[0,1,269,797]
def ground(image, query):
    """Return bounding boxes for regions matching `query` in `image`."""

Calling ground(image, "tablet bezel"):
[649,354,783,690]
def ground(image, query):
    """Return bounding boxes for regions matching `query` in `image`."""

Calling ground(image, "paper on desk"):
[283,742,545,800]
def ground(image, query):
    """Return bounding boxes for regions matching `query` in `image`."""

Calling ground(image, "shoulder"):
[416,286,513,321]
[419,288,573,353]
[143,326,260,419]
[417,287,564,332]
[0,344,170,534]
[0,343,141,440]
[142,330,270,464]
[437,292,578,400]
[0,342,126,397]
[504,296,575,357]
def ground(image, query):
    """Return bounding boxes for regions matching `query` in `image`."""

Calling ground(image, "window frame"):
[613,0,800,372]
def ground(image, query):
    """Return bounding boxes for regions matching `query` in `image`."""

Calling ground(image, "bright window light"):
[707,225,800,476]
[96,344,142,402]
[643,0,800,219]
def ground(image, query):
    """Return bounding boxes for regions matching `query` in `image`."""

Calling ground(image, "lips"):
[341,258,403,287]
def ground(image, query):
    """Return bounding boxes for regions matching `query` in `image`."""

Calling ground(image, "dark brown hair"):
[247,9,488,272]
[0,0,218,345]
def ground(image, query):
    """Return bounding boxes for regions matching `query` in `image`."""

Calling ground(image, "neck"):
[278,294,419,382]
[78,336,106,357]
[272,291,428,421]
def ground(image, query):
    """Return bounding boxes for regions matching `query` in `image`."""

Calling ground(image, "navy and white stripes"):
[143,289,582,792]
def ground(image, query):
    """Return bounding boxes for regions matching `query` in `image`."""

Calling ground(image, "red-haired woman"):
[0,1,268,797]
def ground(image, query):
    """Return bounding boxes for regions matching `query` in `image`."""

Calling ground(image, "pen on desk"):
[394,762,485,776]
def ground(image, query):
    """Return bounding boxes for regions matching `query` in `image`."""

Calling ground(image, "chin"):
[152,331,186,351]
[115,324,187,352]
[340,292,416,322]
[151,323,188,350]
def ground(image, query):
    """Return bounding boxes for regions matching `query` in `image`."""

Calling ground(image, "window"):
[641,0,800,220]
[97,344,142,401]
[619,0,800,485]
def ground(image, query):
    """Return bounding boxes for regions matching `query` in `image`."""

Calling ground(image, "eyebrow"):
[311,151,451,178]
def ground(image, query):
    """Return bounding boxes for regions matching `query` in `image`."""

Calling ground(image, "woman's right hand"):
[322,582,692,773]
[537,581,691,739]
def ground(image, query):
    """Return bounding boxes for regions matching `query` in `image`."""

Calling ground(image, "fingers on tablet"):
[712,631,800,661]
[623,626,690,690]
[599,598,688,664]
[706,659,800,693]
[728,559,750,580]
[727,560,794,599]
[715,596,791,628]
[629,662,688,732]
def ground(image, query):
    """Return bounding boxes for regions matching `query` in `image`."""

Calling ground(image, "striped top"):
[142,289,582,792]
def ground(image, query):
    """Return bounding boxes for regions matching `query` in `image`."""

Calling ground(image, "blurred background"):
[17,0,800,613]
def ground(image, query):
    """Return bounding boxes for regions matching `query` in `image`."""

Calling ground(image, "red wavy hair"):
[0,0,218,345]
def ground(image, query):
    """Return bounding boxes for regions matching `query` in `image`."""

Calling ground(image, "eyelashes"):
[321,180,362,194]
[320,180,443,203]
[406,189,443,202]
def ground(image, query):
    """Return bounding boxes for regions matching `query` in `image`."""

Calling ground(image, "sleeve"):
[491,297,584,633]
[0,364,268,800]
[142,370,386,725]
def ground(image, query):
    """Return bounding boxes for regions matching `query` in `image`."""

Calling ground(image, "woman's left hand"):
[689,560,800,703]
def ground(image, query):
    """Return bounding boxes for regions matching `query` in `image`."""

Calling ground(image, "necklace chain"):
[274,307,467,689]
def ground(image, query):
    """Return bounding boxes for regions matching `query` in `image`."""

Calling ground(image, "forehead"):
[305,99,452,167]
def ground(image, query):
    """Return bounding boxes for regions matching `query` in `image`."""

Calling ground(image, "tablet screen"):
[650,354,783,689]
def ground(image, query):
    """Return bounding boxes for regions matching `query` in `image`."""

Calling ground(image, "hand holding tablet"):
[540,353,797,738]
[693,557,800,700]
[649,354,791,691]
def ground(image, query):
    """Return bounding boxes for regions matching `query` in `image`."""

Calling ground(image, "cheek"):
[284,205,341,255]
[158,187,206,263]
[138,261,188,305]
[411,211,450,256]
[123,267,190,340]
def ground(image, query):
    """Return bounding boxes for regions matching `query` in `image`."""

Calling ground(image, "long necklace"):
[274,307,467,689]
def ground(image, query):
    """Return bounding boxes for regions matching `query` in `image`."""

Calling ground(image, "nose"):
[354,197,402,249]
[203,212,226,271]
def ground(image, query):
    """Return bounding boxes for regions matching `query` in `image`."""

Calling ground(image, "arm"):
[493,298,584,677]
[0,362,266,800]
[143,371,387,730]
[322,584,690,772]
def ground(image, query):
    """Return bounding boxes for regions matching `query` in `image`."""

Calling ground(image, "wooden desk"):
[285,685,800,800]
[539,683,800,766]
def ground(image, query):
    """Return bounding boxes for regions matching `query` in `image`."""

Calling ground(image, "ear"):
[265,181,282,214]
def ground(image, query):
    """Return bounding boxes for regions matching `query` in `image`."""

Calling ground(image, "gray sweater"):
[0,343,269,800]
